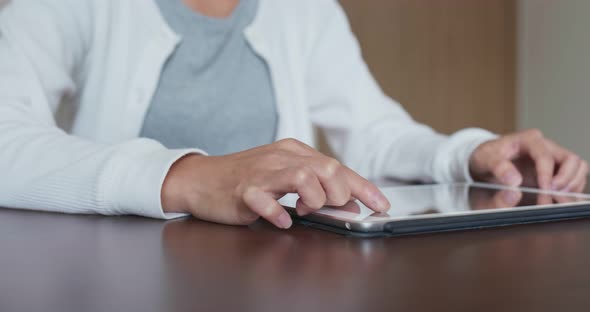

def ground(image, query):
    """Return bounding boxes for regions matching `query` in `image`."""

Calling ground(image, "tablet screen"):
[279,183,590,223]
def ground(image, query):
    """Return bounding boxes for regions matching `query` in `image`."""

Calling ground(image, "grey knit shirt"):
[141,0,277,155]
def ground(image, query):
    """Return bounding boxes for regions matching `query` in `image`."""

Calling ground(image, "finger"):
[537,193,553,206]
[243,187,292,229]
[338,201,362,214]
[297,155,389,212]
[472,139,523,186]
[296,198,363,217]
[342,167,390,212]
[553,194,574,204]
[295,198,317,216]
[544,139,587,192]
[521,134,555,189]
[274,166,326,210]
[545,139,569,162]
[470,138,519,181]
[307,157,352,207]
[563,161,589,193]
[263,166,326,213]
[533,153,555,190]
[492,190,523,208]
[574,178,588,193]
[490,160,523,187]
[552,155,581,190]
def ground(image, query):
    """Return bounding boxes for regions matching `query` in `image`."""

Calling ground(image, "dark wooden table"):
[1,206,590,312]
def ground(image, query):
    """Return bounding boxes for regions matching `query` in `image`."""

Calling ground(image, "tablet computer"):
[279,183,590,237]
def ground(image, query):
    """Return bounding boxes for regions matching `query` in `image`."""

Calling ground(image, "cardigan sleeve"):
[0,1,198,218]
[305,0,497,182]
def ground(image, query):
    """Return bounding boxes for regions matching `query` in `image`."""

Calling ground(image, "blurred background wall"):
[340,0,590,162]
[339,0,516,135]
[518,0,590,161]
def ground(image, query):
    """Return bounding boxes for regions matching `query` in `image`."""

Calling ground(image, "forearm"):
[336,117,496,183]
[0,101,199,218]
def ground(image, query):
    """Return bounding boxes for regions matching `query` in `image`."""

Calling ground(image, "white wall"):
[519,0,590,160]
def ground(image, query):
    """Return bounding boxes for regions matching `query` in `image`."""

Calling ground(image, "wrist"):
[161,154,204,214]
[463,133,498,183]
[468,142,495,183]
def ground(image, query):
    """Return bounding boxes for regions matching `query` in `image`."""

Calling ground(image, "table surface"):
[2,202,590,312]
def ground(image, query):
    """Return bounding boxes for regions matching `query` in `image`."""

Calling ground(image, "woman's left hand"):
[469,129,589,193]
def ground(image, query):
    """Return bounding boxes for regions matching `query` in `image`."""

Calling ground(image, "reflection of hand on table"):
[469,188,523,210]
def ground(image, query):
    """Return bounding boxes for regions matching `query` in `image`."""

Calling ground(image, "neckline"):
[172,0,246,31]
[181,0,244,21]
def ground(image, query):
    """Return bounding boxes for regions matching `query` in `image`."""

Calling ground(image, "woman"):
[0,0,586,229]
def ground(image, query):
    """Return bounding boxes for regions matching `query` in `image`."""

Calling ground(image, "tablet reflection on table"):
[468,187,587,211]
[358,184,590,222]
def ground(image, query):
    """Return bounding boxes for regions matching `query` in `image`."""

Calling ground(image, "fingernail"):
[277,212,292,229]
[373,193,390,211]
[551,182,560,191]
[502,172,521,186]
[560,184,572,193]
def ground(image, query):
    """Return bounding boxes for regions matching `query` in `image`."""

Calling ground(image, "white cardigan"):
[0,0,495,219]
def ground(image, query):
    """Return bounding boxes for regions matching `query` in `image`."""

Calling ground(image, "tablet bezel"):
[283,183,590,234]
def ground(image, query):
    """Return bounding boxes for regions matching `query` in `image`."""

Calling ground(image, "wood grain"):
[3,203,590,312]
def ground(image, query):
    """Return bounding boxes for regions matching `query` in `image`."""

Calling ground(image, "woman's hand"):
[162,139,390,229]
[470,129,588,193]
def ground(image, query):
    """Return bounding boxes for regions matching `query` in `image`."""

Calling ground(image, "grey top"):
[141,0,277,156]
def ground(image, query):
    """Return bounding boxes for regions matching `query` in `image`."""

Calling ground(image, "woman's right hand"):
[161,138,390,229]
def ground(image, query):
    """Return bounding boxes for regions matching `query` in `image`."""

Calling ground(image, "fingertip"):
[277,211,292,229]
[536,161,556,190]
[372,191,390,212]
[343,167,390,212]
[551,179,565,191]
[243,187,291,229]
[295,199,314,216]
[538,176,552,190]
[502,171,523,187]
[303,195,326,211]
[382,197,391,211]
